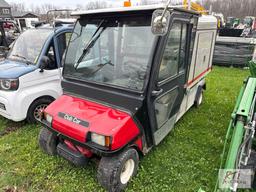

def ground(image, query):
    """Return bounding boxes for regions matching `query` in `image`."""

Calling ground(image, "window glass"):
[158,22,188,82]
[158,23,182,81]
[179,24,187,71]
[45,42,57,70]
[8,29,52,64]
[3,9,9,14]
[64,16,155,91]
[155,88,179,128]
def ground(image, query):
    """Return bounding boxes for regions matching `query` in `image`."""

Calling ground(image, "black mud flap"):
[57,143,88,167]
[194,86,203,107]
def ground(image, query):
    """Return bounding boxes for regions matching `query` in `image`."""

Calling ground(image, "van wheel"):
[27,98,53,123]
[97,148,139,192]
[38,127,57,155]
[195,88,203,108]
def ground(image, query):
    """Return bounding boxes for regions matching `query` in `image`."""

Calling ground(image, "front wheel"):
[97,148,139,192]
[38,127,57,156]
[27,98,53,123]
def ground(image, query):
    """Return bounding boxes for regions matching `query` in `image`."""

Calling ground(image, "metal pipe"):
[160,0,172,22]
[47,9,74,24]
[188,0,191,10]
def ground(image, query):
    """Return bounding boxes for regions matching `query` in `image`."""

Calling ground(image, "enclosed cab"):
[38,5,217,191]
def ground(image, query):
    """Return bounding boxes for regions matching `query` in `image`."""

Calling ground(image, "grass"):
[0,66,250,192]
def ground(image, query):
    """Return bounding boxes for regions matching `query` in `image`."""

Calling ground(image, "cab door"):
[149,18,194,146]
[37,31,71,96]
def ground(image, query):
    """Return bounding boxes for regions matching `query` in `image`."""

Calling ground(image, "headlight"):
[91,133,111,147]
[44,112,53,124]
[0,79,19,91]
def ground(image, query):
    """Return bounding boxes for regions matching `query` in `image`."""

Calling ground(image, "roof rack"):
[183,0,209,15]
[47,9,76,27]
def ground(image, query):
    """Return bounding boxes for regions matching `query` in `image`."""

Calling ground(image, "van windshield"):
[63,16,155,91]
[8,29,52,64]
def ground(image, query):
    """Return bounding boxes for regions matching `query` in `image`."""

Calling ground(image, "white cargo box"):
[187,15,217,88]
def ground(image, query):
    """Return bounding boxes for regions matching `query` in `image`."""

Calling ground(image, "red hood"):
[45,95,140,150]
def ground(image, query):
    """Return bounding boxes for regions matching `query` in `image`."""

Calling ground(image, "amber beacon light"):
[124,0,131,7]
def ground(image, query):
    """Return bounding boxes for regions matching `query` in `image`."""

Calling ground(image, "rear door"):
[149,16,194,145]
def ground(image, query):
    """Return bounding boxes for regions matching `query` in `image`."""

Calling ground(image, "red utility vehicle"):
[38,4,217,192]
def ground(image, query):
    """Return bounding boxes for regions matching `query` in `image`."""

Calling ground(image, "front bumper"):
[0,91,25,121]
[40,119,139,157]
[57,142,89,166]
[40,120,133,157]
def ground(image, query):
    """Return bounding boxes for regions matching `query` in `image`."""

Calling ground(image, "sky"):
[5,0,191,10]
[5,0,138,9]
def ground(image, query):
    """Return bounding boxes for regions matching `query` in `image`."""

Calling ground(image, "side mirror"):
[151,9,171,36]
[39,56,50,72]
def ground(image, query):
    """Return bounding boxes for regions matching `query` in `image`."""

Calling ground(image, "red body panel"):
[253,20,256,30]
[45,95,142,151]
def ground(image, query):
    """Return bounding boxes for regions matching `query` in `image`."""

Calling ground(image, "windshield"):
[8,29,52,64]
[64,16,155,91]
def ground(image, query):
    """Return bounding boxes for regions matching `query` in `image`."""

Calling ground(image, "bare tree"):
[86,0,108,10]
[10,3,25,13]
[40,4,59,14]
[140,0,152,5]
[140,0,169,5]
[76,4,87,10]
[202,0,256,19]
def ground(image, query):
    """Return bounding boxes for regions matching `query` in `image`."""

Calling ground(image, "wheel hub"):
[120,159,135,184]
[34,104,48,121]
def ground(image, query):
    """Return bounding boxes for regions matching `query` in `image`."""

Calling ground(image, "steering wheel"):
[124,60,147,80]
[47,53,56,69]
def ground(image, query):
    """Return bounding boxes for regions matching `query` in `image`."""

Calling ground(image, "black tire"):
[240,150,256,189]
[195,87,203,108]
[97,148,139,192]
[26,97,53,123]
[38,127,57,156]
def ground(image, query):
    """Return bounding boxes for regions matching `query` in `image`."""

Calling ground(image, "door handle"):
[152,88,163,97]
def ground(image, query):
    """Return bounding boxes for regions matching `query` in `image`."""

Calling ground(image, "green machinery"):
[215,76,256,191]
[226,17,240,29]
[199,58,256,192]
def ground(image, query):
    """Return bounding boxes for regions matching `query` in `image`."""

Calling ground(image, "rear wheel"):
[27,97,53,123]
[38,127,57,156]
[97,148,139,192]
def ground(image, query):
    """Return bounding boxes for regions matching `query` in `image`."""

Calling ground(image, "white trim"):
[71,4,189,16]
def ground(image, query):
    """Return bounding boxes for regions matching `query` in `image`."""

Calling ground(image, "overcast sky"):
[5,0,139,9]
[5,0,190,9]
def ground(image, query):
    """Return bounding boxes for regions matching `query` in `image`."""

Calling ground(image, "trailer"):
[213,37,256,67]
[38,4,217,191]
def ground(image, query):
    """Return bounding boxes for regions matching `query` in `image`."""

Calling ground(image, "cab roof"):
[72,4,198,16]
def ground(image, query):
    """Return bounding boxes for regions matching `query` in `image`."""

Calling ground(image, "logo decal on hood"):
[58,112,89,127]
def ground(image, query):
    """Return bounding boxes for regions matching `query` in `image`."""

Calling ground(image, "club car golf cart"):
[0,25,73,123]
[38,4,217,191]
